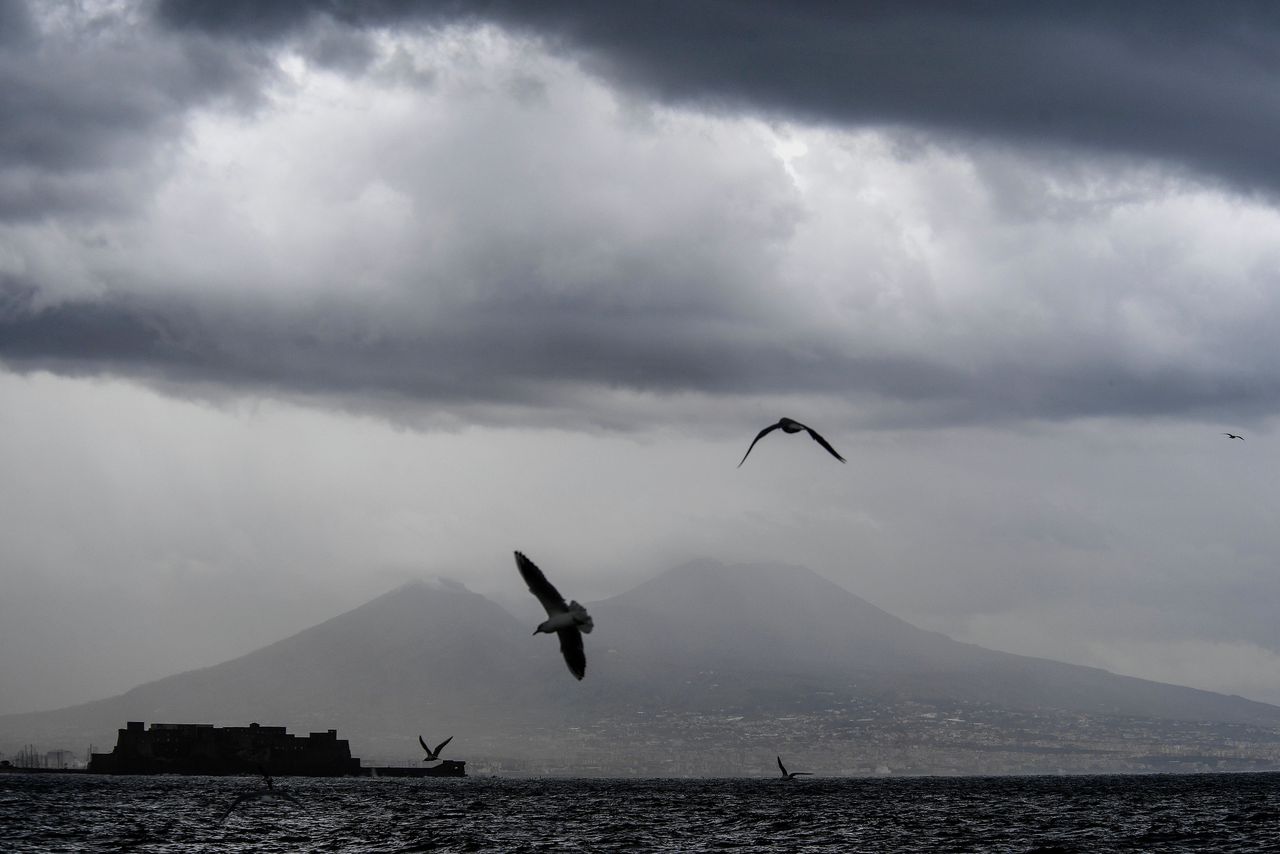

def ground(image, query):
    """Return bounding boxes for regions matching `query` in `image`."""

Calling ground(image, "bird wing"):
[516,551,570,616]
[738,422,782,467]
[433,735,453,756]
[220,789,301,823]
[419,735,430,754]
[557,627,586,680]
[219,796,245,823]
[220,791,266,823]
[802,426,846,462]
[777,756,787,776]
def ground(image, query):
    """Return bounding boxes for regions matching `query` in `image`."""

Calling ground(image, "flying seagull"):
[738,417,846,467]
[419,734,453,763]
[515,551,593,680]
[1223,433,1245,441]
[777,756,813,780]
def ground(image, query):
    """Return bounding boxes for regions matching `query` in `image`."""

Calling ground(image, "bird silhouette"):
[219,766,301,822]
[1223,432,1245,441]
[419,734,453,762]
[739,418,846,467]
[516,551,593,680]
[777,756,813,779]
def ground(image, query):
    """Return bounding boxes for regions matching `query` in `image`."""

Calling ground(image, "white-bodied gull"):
[739,418,846,467]
[515,551,593,680]
[419,734,453,763]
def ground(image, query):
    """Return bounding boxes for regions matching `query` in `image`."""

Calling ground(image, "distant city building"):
[89,721,361,776]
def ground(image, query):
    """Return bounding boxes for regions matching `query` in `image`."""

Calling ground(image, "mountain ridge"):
[3,558,1278,773]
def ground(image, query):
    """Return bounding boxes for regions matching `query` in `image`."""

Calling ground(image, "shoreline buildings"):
[89,721,361,776]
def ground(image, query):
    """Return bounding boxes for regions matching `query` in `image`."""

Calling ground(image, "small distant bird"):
[515,551,593,680]
[777,756,812,780]
[419,734,453,763]
[738,417,846,467]
[219,767,301,822]
[1223,433,1245,441]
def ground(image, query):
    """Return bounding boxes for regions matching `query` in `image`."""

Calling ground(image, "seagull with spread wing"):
[777,756,813,780]
[1223,432,1245,441]
[419,734,453,763]
[738,417,846,467]
[515,551,593,680]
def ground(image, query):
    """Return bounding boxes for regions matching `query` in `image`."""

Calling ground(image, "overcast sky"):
[4,0,1280,715]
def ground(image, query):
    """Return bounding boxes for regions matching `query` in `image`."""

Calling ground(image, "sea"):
[2,772,1278,852]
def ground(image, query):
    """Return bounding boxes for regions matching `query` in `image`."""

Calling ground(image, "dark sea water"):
[1,772,1278,852]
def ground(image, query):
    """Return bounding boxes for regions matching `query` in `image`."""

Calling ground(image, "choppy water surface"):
[1,772,1278,852]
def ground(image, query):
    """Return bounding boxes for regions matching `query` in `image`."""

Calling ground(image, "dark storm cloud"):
[297,19,378,73]
[155,0,1280,195]
[7,1,1280,428]
[0,0,269,221]
[3,276,1276,428]
[0,277,829,408]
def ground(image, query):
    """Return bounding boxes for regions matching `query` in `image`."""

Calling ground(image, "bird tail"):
[569,601,594,634]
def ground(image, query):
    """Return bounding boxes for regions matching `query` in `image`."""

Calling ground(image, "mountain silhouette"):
[588,560,1280,725]
[4,561,1278,770]
[1,580,558,755]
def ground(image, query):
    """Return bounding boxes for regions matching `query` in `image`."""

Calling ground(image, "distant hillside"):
[588,560,1280,726]
[0,580,564,759]
[4,560,1279,772]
